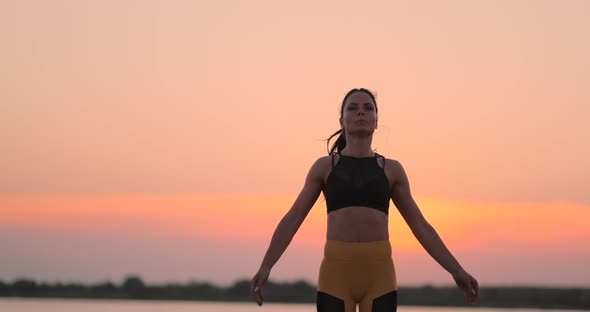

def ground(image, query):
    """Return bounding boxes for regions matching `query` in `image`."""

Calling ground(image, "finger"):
[463,282,474,302]
[251,277,262,304]
[253,288,260,305]
[254,286,263,306]
[254,286,262,297]
[252,283,258,298]
[470,279,479,301]
[253,288,260,304]
[469,287,477,303]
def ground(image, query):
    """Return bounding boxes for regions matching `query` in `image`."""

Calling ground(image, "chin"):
[347,127,375,136]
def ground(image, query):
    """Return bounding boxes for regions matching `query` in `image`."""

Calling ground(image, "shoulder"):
[313,155,333,166]
[382,157,407,184]
[383,157,402,169]
[307,155,333,177]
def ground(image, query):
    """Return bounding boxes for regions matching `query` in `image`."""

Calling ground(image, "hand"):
[251,265,271,306]
[452,270,479,304]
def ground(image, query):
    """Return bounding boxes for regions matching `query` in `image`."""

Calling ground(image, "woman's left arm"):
[387,159,479,304]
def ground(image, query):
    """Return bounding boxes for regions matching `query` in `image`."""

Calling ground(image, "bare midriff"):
[326,206,389,242]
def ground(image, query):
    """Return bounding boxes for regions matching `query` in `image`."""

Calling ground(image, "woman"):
[251,88,479,312]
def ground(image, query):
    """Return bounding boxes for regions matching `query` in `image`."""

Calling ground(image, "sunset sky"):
[1,0,589,288]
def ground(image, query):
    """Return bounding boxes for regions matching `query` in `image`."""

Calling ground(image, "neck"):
[341,133,374,157]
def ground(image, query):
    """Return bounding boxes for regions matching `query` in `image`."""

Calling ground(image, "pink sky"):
[1,0,589,287]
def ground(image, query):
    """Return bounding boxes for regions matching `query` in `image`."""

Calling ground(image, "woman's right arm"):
[258,157,325,271]
[251,157,326,306]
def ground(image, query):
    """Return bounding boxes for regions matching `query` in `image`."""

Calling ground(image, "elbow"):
[410,218,434,239]
[286,203,311,226]
[284,210,304,230]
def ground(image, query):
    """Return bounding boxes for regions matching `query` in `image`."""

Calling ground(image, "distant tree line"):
[1,275,589,310]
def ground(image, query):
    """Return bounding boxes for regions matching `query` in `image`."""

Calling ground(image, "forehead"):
[345,92,374,106]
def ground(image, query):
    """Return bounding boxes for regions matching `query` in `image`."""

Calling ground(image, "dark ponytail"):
[326,129,346,155]
[326,88,378,155]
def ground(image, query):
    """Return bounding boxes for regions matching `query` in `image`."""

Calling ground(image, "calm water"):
[0,298,584,312]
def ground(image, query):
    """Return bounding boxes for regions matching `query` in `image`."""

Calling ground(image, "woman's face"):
[340,91,378,135]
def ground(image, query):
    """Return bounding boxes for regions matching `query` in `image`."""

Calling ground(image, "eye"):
[347,106,357,111]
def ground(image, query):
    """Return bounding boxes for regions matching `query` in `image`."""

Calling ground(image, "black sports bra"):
[323,152,391,215]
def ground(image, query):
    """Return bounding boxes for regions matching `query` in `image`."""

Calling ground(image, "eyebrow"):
[349,102,373,106]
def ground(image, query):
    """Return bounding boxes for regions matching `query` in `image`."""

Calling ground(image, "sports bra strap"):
[330,152,384,169]
[375,153,385,169]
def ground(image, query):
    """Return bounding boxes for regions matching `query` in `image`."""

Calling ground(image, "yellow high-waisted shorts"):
[316,240,398,312]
